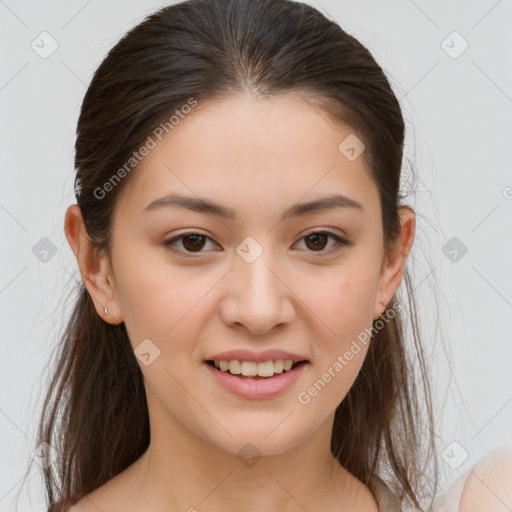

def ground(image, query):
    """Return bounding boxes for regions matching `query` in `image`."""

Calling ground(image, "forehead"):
[115,92,379,221]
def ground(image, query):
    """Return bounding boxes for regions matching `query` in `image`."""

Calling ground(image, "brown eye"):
[181,234,206,252]
[164,230,350,257]
[164,232,217,254]
[304,233,329,251]
[296,231,350,255]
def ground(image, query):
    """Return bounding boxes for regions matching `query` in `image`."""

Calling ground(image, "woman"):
[33,0,512,510]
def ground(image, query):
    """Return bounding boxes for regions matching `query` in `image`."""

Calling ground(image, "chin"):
[197,417,310,460]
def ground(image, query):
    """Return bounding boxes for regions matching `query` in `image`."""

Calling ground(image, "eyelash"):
[163,230,350,257]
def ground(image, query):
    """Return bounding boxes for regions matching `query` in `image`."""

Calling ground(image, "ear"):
[64,204,123,324]
[373,205,415,320]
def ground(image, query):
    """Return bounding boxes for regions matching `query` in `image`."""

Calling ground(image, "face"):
[73,92,413,458]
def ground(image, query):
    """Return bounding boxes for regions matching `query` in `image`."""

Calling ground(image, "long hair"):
[25,0,439,509]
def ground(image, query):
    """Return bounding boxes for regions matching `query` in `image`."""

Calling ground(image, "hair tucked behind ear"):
[17,0,439,510]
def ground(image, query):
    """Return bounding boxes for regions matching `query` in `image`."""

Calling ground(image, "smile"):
[204,359,309,399]
[208,359,302,377]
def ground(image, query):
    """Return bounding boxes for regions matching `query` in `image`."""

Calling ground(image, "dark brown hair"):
[23,0,440,509]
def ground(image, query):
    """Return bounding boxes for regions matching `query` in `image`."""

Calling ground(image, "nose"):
[219,247,295,335]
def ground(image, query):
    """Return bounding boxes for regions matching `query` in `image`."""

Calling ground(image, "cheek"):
[299,260,380,344]
[114,248,220,363]
[294,261,380,404]
[112,246,189,344]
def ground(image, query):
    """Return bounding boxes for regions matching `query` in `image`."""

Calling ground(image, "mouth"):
[203,358,310,399]
[205,359,309,379]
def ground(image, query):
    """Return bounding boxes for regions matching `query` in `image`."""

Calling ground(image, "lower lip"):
[204,361,309,399]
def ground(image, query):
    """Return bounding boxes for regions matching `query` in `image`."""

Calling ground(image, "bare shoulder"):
[66,490,105,512]
[67,499,86,512]
[459,446,512,511]
[66,475,130,512]
[66,456,145,512]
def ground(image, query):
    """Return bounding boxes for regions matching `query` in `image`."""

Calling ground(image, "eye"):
[295,230,350,255]
[163,230,349,256]
[163,232,218,254]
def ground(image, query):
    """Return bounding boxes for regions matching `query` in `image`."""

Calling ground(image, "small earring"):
[104,306,109,315]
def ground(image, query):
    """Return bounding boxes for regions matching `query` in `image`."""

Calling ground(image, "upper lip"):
[205,349,309,363]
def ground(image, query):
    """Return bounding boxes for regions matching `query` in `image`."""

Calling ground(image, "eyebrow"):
[143,192,364,221]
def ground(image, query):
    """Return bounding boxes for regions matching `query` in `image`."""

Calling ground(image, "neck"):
[124,401,376,512]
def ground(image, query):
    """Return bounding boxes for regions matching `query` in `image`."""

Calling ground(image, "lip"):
[204,360,309,399]
[205,349,308,363]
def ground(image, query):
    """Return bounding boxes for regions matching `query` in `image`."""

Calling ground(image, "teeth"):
[212,359,298,377]
[256,361,274,377]
[274,360,284,373]
[241,361,258,376]
[228,360,241,374]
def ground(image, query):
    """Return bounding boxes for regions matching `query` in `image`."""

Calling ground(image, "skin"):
[458,448,512,511]
[65,92,415,512]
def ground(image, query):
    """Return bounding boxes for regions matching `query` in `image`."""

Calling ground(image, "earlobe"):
[64,205,123,324]
[373,206,416,320]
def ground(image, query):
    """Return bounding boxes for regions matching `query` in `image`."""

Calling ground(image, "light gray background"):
[1,1,511,510]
